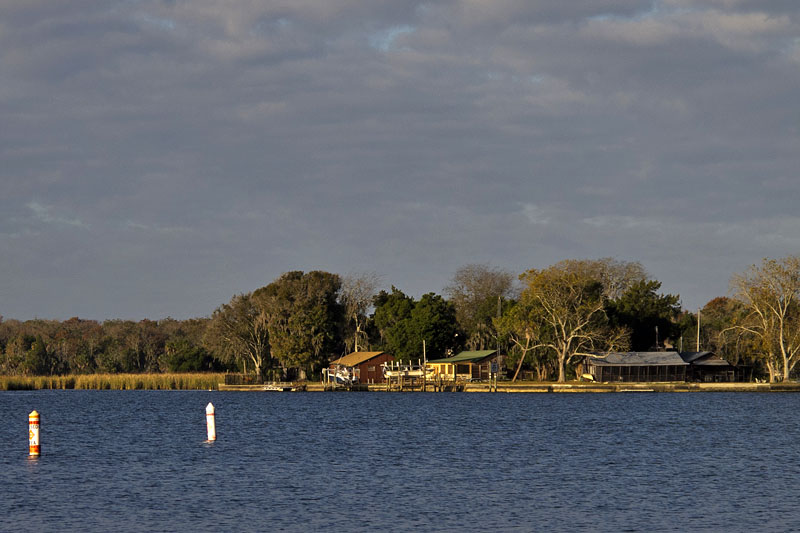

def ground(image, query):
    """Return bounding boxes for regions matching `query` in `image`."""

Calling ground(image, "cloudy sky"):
[2,0,799,320]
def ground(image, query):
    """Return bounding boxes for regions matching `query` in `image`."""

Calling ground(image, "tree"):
[204,293,271,377]
[373,288,461,361]
[101,320,142,373]
[340,272,382,352]
[495,301,552,381]
[373,287,416,358]
[163,337,216,372]
[53,317,103,374]
[676,298,754,367]
[445,263,516,350]
[728,256,800,382]
[406,293,462,361]
[23,336,52,375]
[512,262,628,382]
[254,271,344,380]
[555,258,648,300]
[607,280,681,351]
[2,333,35,375]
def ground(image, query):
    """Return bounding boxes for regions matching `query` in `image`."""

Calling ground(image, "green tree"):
[676,298,754,365]
[407,293,462,361]
[163,337,216,372]
[52,317,103,374]
[138,319,167,372]
[373,287,416,358]
[373,289,461,362]
[254,271,344,380]
[692,297,755,367]
[607,280,681,351]
[23,336,52,375]
[1,333,35,375]
[495,300,552,381]
[101,320,141,373]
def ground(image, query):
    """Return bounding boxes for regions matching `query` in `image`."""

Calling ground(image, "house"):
[680,351,740,382]
[582,351,744,382]
[329,351,394,384]
[426,350,504,381]
[582,351,690,382]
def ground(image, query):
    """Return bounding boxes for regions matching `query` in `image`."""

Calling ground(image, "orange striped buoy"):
[29,410,40,456]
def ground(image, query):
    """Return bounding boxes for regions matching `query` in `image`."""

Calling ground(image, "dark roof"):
[679,351,713,363]
[588,351,689,366]
[680,351,733,367]
[427,350,498,364]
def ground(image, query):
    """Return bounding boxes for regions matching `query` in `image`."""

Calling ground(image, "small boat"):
[382,361,435,379]
[263,385,293,392]
[323,365,358,386]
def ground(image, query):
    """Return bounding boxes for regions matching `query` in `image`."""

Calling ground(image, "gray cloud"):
[1,0,798,319]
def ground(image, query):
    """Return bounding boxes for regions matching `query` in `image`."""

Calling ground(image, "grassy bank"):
[0,373,226,391]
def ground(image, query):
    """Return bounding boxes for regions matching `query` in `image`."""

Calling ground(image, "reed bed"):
[0,373,226,391]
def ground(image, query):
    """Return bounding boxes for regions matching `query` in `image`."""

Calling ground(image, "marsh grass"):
[0,373,225,391]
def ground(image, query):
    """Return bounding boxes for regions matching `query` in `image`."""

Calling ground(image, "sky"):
[2,0,799,321]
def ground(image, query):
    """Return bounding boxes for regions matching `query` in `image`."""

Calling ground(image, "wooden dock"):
[219,381,800,392]
[218,382,307,392]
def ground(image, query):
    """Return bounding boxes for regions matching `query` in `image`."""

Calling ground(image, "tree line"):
[2,256,799,382]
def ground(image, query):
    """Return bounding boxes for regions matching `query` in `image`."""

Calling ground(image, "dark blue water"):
[1,391,799,532]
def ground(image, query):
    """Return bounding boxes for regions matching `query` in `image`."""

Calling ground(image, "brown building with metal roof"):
[330,351,394,384]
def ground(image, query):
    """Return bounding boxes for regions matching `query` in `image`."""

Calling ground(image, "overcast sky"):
[2,0,799,321]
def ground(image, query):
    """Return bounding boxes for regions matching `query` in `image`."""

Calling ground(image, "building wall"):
[591,364,688,382]
[429,354,506,381]
[354,353,394,384]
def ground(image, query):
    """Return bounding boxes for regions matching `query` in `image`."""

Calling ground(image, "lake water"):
[1,391,799,532]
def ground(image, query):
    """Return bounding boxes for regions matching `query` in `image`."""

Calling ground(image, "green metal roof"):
[427,350,497,364]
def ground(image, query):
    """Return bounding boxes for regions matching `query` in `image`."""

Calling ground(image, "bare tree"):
[340,272,382,353]
[557,258,648,300]
[204,293,270,377]
[445,263,516,350]
[506,262,627,382]
[728,256,800,382]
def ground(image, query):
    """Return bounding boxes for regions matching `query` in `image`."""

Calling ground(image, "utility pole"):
[497,295,501,356]
[696,308,701,351]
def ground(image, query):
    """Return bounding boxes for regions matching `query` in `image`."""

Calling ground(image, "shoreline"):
[4,374,798,392]
[222,381,800,393]
[0,373,226,391]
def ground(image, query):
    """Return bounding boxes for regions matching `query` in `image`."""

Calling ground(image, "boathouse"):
[330,351,394,384]
[583,351,743,382]
[426,350,504,381]
[583,351,690,382]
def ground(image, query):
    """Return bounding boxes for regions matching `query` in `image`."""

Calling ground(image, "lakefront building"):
[582,351,741,383]
[426,350,504,381]
[329,351,394,384]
